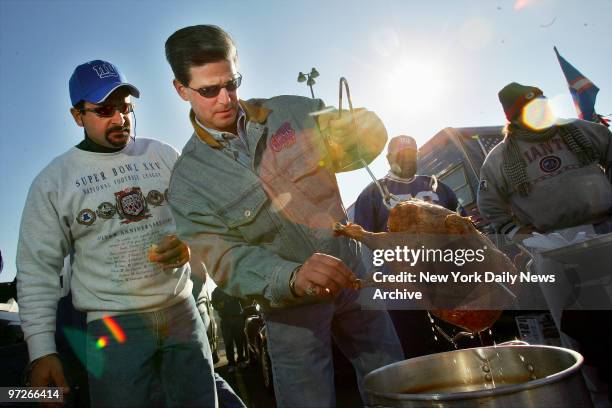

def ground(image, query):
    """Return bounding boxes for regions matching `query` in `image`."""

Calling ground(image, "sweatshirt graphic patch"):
[97,202,117,219]
[77,188,167,226]
[77,209,96,226]
[115,187,151,224]
[539,155,562,173]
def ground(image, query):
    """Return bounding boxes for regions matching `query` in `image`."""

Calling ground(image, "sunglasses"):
[187,73,242,98]
[80,103,133,118]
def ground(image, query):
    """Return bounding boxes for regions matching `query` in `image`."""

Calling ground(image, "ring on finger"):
[306,286,317,296]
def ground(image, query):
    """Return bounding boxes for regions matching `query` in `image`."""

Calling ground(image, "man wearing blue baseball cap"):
[16,60,219,407]
[67,60,141,149]
[68,60,140,107]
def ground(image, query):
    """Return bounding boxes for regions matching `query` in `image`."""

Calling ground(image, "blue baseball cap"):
[69,60,140,107]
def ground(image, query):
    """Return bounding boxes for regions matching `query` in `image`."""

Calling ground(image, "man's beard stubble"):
[105,125,131,147]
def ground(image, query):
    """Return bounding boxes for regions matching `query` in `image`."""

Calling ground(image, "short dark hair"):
[165,25,238,86]
[73,100,85,110]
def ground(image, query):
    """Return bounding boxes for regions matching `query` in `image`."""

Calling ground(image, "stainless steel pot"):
[363,345,593,408]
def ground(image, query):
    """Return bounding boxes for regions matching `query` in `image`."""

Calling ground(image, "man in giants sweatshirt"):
[16,60,217,407]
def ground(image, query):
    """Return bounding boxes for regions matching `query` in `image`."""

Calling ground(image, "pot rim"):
[364,345,584,401]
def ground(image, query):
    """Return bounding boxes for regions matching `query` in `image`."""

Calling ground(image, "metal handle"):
[338,77,353,117]
[336,77,396,209]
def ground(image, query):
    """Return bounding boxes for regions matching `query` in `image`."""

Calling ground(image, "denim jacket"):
[168,95,387,308]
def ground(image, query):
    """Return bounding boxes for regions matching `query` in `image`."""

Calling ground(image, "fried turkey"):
[334,198,517,333]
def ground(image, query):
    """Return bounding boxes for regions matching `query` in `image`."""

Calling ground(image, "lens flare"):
[521,98,556,130]
[514,0,535,11]
[96,336,109,349]
[270,192,293,213]
[548,93,576,119]
[102,316,127,343]
[384,59,444,113]
[62,327,88,366]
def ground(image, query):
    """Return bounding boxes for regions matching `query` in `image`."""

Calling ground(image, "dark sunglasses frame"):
[79,103,134,118]
[187,73,242,98]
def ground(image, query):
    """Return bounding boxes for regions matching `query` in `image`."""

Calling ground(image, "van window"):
[440,165,473,206]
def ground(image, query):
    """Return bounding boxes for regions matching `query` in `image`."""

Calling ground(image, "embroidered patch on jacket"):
[115,187,151,224]
[539,155,562,173]
[270,122,296,152]
[76,209,96,226]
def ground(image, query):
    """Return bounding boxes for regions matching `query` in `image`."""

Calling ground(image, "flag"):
[554,46,601,122]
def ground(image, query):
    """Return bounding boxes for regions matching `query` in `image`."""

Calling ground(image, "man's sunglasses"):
[79,103,134,118]
[187,73,242,98]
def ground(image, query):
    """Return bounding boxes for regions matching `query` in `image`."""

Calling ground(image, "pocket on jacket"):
[217,185,278,243]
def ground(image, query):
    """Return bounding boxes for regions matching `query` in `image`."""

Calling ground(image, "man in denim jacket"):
[165,25,403,407]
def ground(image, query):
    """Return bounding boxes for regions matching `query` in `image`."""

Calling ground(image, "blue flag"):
[554,46,600,122]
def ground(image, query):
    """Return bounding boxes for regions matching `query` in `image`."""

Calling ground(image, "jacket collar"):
[190,100,271,148]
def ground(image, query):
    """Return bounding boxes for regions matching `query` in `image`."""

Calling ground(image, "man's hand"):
[318,108,387,169]
[292,253,357,297]
[148,234,190,269]
[30,354,70,405]
[326,109,366,145]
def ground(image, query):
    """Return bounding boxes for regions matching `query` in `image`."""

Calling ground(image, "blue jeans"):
[214,373,246,408]
[196,289,246,408]
[264,289,403,408]
[86,297,217,407]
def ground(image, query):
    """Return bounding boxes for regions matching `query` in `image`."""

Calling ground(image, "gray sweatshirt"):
[477,119,612,235]
[16,138,192,361]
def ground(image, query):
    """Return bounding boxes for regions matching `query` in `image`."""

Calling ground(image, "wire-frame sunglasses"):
[187,73,242,98]
[79,103,134,118]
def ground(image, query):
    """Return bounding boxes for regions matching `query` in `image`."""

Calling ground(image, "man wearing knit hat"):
[477,82,612,242]
[479,84,612,403]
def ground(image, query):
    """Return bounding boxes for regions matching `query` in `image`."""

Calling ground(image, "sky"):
[1,0,611,282]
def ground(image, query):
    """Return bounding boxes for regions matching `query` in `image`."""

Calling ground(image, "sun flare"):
[522,98,557,130]
[383,59,444,114]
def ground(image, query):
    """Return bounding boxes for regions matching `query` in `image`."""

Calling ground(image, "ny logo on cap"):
[93,63,118,79]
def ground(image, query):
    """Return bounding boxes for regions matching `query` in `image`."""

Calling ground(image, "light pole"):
[297,68,319,98]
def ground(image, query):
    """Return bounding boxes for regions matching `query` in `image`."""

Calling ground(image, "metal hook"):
[336,77,397,209]
[338,77,353,117]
